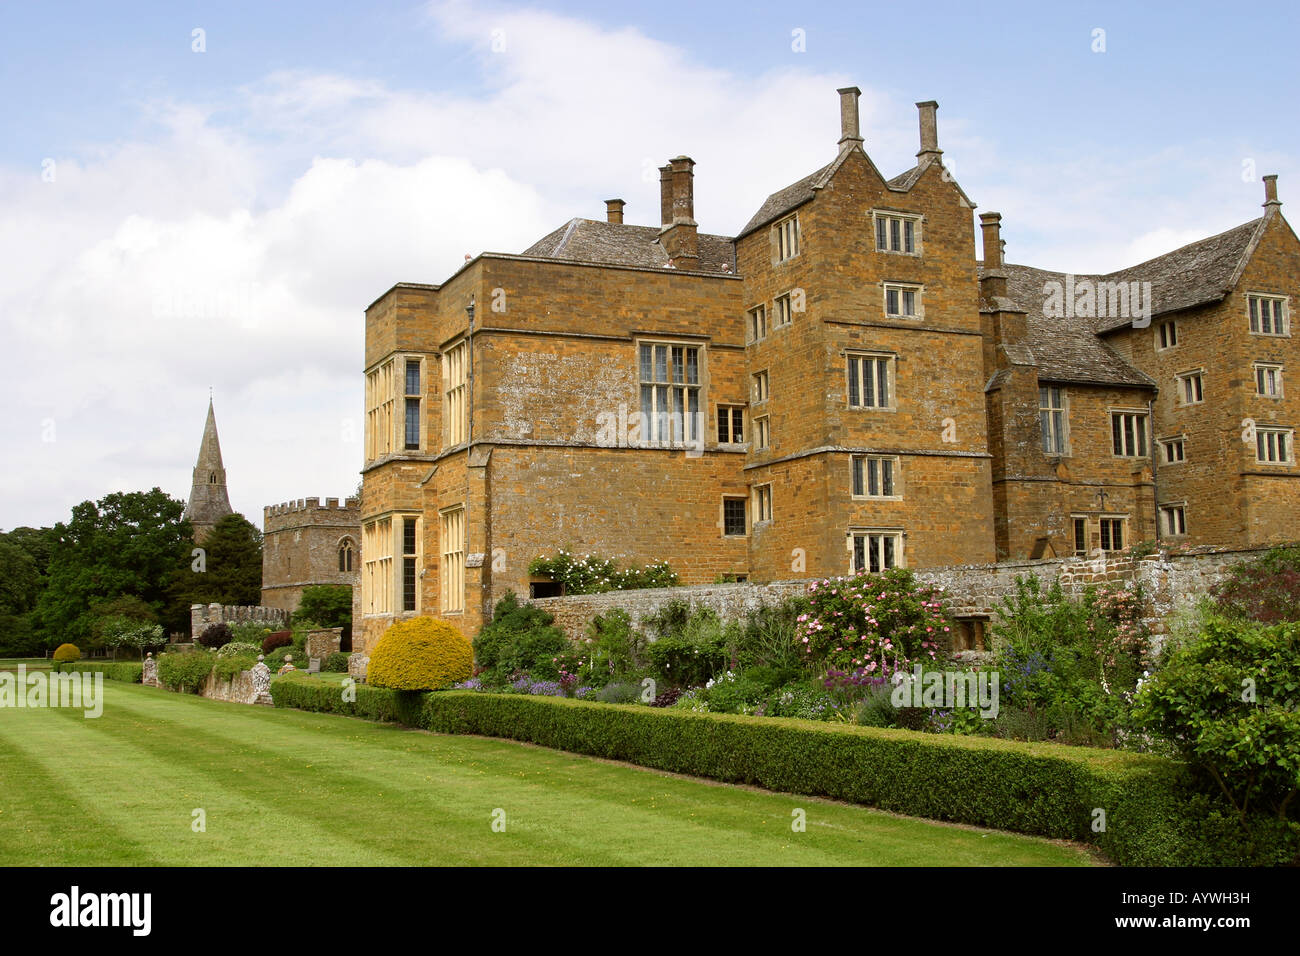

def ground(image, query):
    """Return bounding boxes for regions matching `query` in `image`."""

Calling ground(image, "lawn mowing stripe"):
[3,683,1096,866]
[0,727,157,867]
[0,693,405,866]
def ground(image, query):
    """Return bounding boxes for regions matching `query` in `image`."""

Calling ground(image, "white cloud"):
[0,1,1283,530]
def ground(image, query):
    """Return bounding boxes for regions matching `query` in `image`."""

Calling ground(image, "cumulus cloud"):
[0,1,1278,529]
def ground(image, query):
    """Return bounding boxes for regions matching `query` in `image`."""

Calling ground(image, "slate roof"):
[521,218,736,274]
[737,162,833,239]
[1091,218,1264,332]
[982,263,1157,389]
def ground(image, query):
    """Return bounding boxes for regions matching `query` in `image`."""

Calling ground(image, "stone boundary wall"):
[190,602,289,638]
[199,666,260,704]
[530,547,1266,641]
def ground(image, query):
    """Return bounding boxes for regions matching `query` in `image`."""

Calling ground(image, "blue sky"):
[1,0,1297,530]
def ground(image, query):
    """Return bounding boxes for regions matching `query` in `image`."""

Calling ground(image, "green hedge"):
[269,679,1279,865]
[53,661,144,683]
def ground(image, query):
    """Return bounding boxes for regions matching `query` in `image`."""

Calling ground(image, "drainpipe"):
[1149,397,1160,548]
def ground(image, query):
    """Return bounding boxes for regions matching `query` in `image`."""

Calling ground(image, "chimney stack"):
[980,212,1003,271]
[1264,174,1281,211]
[659,164,673,225]
[659,156,699,269]
[837,86,863,149]
[916,100,941,163]
[605,199,625,224]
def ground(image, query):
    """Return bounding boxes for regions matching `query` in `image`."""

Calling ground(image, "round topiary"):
[368,618,473,691]
[53,643,81,663]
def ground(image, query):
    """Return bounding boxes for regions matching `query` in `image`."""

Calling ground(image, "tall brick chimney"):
[1264,174,1281,212]
[837,86,863,149]
[659,156,699,269]
[916,100,942,164]
[605,199,625,224]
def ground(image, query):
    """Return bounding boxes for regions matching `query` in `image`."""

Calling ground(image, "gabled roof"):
[983,263,1157,389]
[737,147,974,241]
[1092,218,1265,332]
[521,218,736,274]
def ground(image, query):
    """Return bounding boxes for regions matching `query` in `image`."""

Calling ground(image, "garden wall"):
[531,547,1266,641]
[190,602,289,638]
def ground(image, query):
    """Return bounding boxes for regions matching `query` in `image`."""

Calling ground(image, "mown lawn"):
[0,680,1098,866]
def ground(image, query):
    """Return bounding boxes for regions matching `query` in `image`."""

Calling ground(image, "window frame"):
[1155,319,1179,351]
[751,369,770,405]
[1176,369,1205,406]
[1160,503,1188,537]
[882,281,923,320]
[722,496,748,537]
[850,454,901,500]
[846,350,896,411]
[1099,516,1128,553]
[1072,516,1089,556]
[1111,409,1150,458]
[1247,293,1290,337]
[716,404,746,445]
[871,210,922,256]
[1254,362,1284,398]
[753,415,770,450]
[442,340,468,449]
[773,292,795,328]
[774,214,800,263]
[1255,426,1295,465]
[753,483,773,524]
[637,339,704,448]
[1039,386,1069,456]
[849,528,905,573]
[748,304,768,343]
[1158,435,1187,465]
[439,506,466,614]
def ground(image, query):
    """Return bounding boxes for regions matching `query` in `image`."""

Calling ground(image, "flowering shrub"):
[216,641,261,659]
[528,551,679,594]
[796,568,953,677]
[1210,545,1300,623]
[765,683,841,721]
[1086,583,1152,681]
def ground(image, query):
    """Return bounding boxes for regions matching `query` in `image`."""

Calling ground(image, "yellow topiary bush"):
[367,617,473,691]
[53,643,81,663]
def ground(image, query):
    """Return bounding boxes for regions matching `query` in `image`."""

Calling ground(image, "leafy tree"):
[293,585,352,631]
[0,532,43,656]
[36,489,192,648]
[170,513,264,612]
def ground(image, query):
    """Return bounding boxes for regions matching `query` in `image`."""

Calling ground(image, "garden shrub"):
[212,654,259,682]
[703,670,771,715]
[54,660,143,682]
[472,592,570,681]
[1210,544,1300,623]
[728,598,811,673]
[797,567,953,676]
[230,622,274,646]
[262,630,292,655]
[52,643,81,663]
[528,550,678,594]
[369,617,473,691]
[594,681,643,704]
[579,609,647,685]
[643,602,728,687]
[156,650,215,692]
[764,681,839,721]
[216,641,261,658]
[271,671,424,725]
[323,651,350,672]
[198,622,233,649]
[1135,616,1300,845]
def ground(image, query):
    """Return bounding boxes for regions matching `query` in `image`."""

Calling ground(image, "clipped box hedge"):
[269,675,1266,866]
[53,660,144,683]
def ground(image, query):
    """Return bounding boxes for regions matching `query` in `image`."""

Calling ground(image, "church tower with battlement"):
[183,398,234,543]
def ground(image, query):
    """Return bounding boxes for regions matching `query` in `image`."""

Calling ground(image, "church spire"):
[184,397,233,542]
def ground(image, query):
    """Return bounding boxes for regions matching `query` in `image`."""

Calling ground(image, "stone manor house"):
[355,86,1300,647]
